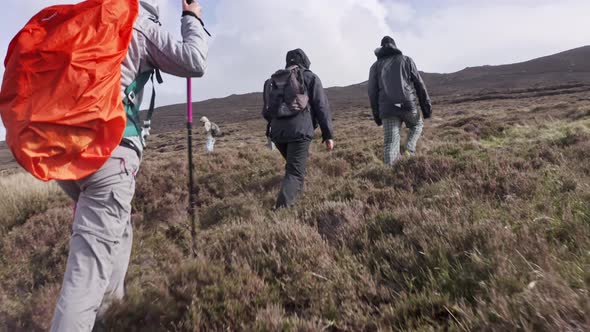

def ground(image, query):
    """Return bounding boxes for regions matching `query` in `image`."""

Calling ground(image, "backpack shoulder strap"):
[123,70,153,108]
[122,69,163,144]
[143,68,164,136]
[263,79,271,103]
[299,68,308,94]
[123,71,151,140]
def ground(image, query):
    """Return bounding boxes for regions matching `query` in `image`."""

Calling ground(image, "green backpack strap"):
[122,69,164,145]
[142,68,164,139]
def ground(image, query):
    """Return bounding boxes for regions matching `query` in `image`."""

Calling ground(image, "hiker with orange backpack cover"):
[59,1,207,330]
[0,0,208,330]
[51,1,208,330]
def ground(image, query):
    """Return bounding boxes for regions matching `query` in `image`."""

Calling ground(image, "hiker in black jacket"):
[368,36,432,165]
[263,48,334,209]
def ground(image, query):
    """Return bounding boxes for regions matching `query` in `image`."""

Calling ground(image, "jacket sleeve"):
[368,63,382,126]
[308,74,334,142]
[408,58,432,119]
[262,79,272,136]
[262,79,272,122]
[141,15,208,78]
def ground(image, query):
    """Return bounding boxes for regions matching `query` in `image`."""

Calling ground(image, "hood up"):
[374,44,403,59]
[286,48,311,70]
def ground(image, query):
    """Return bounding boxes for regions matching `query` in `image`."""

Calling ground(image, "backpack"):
[263,66,309,119]
[210,123,222,137]
[0,0,138,181]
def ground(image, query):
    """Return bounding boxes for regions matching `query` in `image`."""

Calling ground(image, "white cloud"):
[384,2,416,25]
[190,0,590,102]
[189,0,394,102]
[1,0,590,141]
[390,0,590,73]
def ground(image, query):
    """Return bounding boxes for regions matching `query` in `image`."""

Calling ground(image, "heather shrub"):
[2,91,590,331]
[302,200,365,246]
[106,257,271,331]
[308,155,351,177]
[133,158,188,229]
[449,114,507,139]
[333,145,381,169]
[0,207,71,331]
[200,195,261,228]
[0,173,66,234]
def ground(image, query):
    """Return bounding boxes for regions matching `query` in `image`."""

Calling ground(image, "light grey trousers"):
[206,135,216,153]
[50,146,140,332]
[383,112,424,166]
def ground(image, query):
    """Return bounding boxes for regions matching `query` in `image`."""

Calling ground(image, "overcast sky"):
[1,0,589,140]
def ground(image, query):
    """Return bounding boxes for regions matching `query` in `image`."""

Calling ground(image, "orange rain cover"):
[0,0,139,181]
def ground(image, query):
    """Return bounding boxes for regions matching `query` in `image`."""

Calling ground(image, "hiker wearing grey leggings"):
[368,36,432,165]
[383,112,424,165]
[50,0,208,330]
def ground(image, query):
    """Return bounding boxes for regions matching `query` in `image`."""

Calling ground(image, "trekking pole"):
[187,77,198,258]
[185,0,210,258]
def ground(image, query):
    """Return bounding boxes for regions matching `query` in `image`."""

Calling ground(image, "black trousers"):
[275,140,311,209]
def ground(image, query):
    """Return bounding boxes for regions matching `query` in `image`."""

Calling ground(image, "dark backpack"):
[263,66,309,119]
[210,123,222,137]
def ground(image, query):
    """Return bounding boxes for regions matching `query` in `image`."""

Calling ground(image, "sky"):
[1,0,590,140]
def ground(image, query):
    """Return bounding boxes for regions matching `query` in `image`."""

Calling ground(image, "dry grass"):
[2,89,590,331]
[0,173,66,235]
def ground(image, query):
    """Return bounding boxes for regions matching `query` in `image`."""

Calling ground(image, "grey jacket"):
[368,44,431,125]
[122,0,209,153]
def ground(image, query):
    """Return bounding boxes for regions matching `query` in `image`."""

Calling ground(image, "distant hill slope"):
[151,46,590,133]
[422,45,590,95]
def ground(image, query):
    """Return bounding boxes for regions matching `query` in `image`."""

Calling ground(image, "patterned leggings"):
[383,113,424,165]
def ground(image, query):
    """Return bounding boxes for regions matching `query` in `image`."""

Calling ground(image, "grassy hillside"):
[1,89,590,331]
[147,47,590,134]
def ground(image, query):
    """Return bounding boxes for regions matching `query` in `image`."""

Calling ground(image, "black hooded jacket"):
[263,49,334,143]
[368,44,432,124]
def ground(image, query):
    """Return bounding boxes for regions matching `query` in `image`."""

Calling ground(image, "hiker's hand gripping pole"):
[183,0,211,36]
[183,0,202,18]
